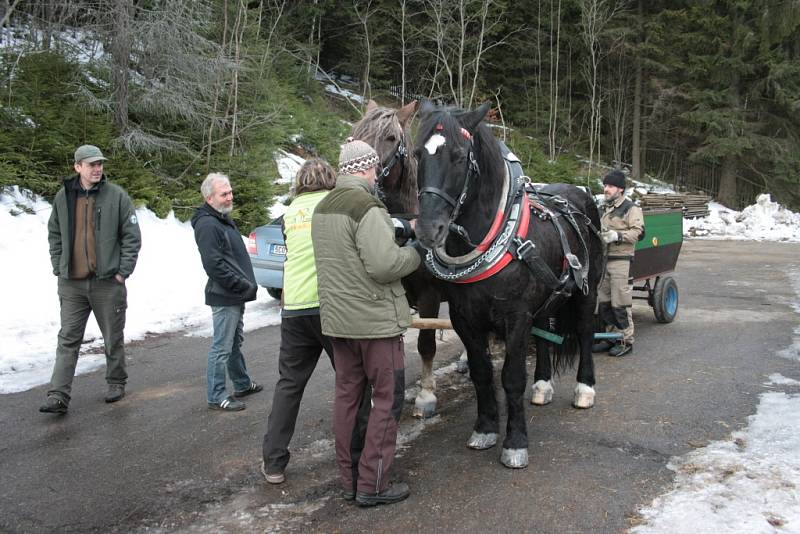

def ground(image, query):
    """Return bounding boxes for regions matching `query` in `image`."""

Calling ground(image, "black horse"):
[414,101,604,468]
[350,100,447,418]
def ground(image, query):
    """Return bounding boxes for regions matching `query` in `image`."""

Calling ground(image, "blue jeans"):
[207,304,252,404]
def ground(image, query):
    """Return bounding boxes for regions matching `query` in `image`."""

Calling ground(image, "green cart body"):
[630,208,683,323]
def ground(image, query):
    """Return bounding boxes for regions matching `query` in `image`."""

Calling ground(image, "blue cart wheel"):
[652,276,678,323]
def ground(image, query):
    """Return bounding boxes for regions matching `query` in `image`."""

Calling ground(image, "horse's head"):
[351,100,418,216]
[415,101,494,249]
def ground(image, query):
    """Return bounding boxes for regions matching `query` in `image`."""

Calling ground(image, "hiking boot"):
[260,459,285,484]
[233,381,263,398]
[355,482,410,507]
[208,397,245,411]
[39,396,68,414]
[343,483,357,501]
[592,340,613,353]
[609,343,633,357]
[105,384,125,403]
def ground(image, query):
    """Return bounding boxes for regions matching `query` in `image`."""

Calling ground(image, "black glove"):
[406,238,428,263]
[392,218,415,240]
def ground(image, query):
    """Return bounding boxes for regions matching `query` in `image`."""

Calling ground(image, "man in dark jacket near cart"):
[311,138,421,506]
[593,170,644,357]
[192,173,263,411]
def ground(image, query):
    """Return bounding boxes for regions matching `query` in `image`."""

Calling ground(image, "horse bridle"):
[418,126,481,246]
[374,137,407,205]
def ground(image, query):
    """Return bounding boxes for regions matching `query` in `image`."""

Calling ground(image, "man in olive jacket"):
[311,138,421,507]
[40,145,141,415]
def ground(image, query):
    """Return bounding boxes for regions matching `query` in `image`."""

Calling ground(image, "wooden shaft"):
[410,318,453,330]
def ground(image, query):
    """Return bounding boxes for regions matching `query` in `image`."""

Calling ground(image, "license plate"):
[270,244,286,256]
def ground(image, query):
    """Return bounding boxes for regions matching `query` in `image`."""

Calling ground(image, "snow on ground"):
[633,378,800,533]
[684,194,800,242]
[274,149,304,185]
[323,84,365,104]
[633,264,800,533]
[0,186,281,395]
[268,149,305,220]
[632,177,678,195]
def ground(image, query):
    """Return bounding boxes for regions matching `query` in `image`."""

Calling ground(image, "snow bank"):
[0,186,281,395]
[684,194,800,242]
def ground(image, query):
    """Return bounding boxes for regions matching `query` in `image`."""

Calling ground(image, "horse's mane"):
[418,106,504,200]
[351,106,418,212]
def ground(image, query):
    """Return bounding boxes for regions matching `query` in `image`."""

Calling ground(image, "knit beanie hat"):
[338,137,379,175]
[602,170,626,189]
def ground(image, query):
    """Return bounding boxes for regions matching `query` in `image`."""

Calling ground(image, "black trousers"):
[262,314,334,474]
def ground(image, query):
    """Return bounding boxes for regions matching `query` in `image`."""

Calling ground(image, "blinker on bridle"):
[374,136,407,205]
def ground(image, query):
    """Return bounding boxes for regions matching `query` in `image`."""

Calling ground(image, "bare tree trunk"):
[466,0,490,107]
[631,60,642,178]
[229,0,247,156]
[535,0,541,131]
[606,50,628,165]
[400,0,407,103]
[547,0,562,162]
[110,0,134,134]
[567,41,573,141]
[580,0,623,182]
[207,0,230,167]
[457,0,465,105]
[353,0,374,104]
[258,0,286,83]
[0,0,23,29]
[631,0,643,179]
[717,73,741,206]
[718,154,738,207]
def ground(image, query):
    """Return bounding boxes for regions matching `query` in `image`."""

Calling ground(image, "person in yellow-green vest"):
[261,158,339,484]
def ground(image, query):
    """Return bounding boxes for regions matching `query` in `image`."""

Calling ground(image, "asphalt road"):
[1,239,798,533]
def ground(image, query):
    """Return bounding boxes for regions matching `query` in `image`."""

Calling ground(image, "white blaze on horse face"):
[425,133,446,155]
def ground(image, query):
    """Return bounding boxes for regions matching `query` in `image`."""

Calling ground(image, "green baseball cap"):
[74,144,107,164]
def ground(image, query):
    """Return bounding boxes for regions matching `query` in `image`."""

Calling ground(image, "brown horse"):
[350,100,448,418]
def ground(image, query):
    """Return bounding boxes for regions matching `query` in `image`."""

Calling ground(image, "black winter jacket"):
[191,203,257,306]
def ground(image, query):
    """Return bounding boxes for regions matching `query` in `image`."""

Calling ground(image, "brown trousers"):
[331,336,405,495]
[597,258,635,344]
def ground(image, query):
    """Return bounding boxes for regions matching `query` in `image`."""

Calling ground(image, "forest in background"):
[1,0,799,232]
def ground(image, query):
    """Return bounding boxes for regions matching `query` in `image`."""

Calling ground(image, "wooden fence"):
[644,147,762,210]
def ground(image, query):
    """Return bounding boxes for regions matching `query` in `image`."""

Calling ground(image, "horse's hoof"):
[530,380,554,405]
[500,448,528,468]
[573,383,595,409]
[467,431,498,450]
[413,390,437,419]
[456,352,469,374]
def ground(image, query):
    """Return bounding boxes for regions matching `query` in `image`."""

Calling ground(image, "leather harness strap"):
[420,141,595,309]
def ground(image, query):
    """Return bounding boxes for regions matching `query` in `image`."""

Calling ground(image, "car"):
[247,216,285,300]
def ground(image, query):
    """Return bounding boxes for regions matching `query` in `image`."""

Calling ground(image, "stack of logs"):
[639,193,710,218]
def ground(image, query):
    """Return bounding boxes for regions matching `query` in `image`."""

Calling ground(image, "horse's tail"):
[551,304,580,373]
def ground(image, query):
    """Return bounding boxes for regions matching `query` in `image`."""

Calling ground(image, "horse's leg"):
[456,350,469,374]
[573,298,597,409]
[413,295,441,418]
[452,314,498,450]
[530,317,554,405]
[500,311,532,468]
